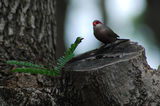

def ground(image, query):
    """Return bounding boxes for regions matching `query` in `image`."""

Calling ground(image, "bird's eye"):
[96,21,101,24]
[93,22,97,26]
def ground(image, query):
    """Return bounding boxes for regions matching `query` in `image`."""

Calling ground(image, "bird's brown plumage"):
[93,20,119,44]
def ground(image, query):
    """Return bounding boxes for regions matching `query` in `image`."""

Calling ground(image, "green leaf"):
[7,60,44,68]
[53,37,83,73]
[12,68,57,76]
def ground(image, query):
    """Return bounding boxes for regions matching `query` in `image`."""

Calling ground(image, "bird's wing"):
[105,26,119,38]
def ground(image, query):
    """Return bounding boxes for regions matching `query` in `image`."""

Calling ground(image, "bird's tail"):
[117,38,130,42]
[101,38,130,49]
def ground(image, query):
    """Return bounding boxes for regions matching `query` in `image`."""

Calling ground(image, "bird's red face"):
[93,20,102,26]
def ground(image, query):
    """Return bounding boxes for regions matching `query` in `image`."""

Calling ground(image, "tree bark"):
[0,0,57,105]
[58,40,160,106]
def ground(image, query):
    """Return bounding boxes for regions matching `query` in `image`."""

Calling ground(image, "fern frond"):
[54,53,74,72]
[54,37,83,72]
[12,68,58,76]
[7,37,83,77]
[7,60,44,68]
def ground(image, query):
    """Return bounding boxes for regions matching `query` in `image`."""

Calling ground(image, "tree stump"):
[58,40,160,106]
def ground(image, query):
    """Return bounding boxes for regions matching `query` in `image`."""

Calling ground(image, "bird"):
[93,20,119,44]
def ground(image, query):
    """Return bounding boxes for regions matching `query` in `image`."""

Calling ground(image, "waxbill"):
[93,20,119,44]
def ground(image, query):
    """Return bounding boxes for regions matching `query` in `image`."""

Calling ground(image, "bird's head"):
[93,20,103,27]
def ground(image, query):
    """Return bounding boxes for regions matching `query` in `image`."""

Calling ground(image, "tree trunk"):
[145,0,160,49]
[56,0,68,58]
[58,40,160,106]
[0,0,57,105]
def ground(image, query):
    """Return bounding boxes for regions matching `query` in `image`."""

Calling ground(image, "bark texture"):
[58,40,160,106]
[0,0,57,105]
